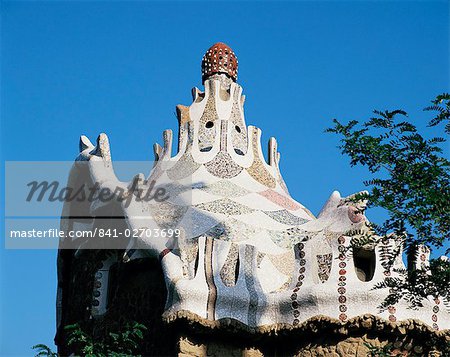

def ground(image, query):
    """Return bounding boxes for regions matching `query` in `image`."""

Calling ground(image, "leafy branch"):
[33,321,147,357]
[327,94,450,306]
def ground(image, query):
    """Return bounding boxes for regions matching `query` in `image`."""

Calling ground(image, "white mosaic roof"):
[61,44,450,332]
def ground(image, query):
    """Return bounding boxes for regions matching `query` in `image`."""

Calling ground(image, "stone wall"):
[177,334,444,357]
[171,314,449,357]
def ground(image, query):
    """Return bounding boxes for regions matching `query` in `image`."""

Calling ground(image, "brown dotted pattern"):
[202,42,238,83]
[291,242,306,325]
[432,297,440,330]
[379,240,397,323]
[337,236,348,322]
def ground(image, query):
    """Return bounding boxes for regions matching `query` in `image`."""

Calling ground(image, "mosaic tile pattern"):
[230,88,248,155]
[208,73,234,90]
[148,163,164,182]
[195,180,250,197]
[204,151,243,179]
[247,127,276,188]
[184,213,221,239]
[337,236,348,322]
[198,81,219,151]
[264,209,309,226]
[167,125,201,180]
[176,105,190,125]
[273,152,290,194]
[244,245,259,326]
[178,124,187,152]
[148,202,189,229]
[258,189,301,211]
[195,198,254,216]
[388,305,397,323]
[256,252,265,268]
[267,251,294,276]
[201,43,238,82]
[65,44,450,333]
[204,218,261,242]
[419,245,430,270]
[291,242,306,325]
[91,133,112,162]
[162,182,191,200]
[432,298,440,330]
[268,227,308,249]
[379,240,397,323]
[204,237,217,320]
[317,253,333,283]
[219,243,239,287]
[180,238,199,279]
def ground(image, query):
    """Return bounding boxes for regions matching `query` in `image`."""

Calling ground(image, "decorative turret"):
[56,42,450,357]
[201,42,238,84]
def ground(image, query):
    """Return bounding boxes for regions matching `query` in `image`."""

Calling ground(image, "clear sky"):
[1,1,448,355]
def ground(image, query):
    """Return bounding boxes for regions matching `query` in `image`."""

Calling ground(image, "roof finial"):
[201,42,238,84]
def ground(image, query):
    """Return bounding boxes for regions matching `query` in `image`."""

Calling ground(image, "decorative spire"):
[201,42,238,84]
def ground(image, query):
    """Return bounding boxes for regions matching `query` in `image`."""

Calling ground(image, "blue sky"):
[1,1,448,355]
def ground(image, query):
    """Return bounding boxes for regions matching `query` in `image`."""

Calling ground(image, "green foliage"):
[425,93,450,134]
[64,321,147,357]
[32,344,58,357]
[327,94,450,307]
[32,321,146,356]
[373,256,450,310]
[364,343,393,357]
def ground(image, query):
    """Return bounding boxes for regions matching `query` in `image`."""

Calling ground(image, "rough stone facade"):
[176,319,449,357]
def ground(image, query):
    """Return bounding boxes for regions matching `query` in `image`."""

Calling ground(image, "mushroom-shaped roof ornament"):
[201,42,238,84]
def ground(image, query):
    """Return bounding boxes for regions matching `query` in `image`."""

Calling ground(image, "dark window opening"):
[194,248,199,277]
[234,256,240,284]
[353,248,376,282]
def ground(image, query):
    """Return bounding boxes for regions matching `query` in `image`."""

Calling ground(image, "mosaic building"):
[56,43,450,356]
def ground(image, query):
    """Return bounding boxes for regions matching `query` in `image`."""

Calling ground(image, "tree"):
[33,321,147,357]
[32,344,58,357]
[326,94,450,309]
[425,93,450,134]
[64,321,147,357]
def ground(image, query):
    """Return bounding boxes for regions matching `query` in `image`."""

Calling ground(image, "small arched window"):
[353,248,376,282]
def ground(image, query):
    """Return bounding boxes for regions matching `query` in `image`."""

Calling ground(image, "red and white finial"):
[201,42,238,84]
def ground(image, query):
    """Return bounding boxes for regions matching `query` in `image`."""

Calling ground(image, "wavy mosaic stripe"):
[264,209,309,225]
[195,198,254,216]
[204,236,217,320]
[194,180,250,198]
[258,189,301,211]
[244,245,259,326]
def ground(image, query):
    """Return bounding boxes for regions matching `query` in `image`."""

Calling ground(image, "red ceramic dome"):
[201,42,238,83]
